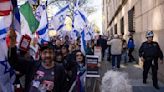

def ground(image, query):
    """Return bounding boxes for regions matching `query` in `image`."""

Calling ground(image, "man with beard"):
[9,41,66,92]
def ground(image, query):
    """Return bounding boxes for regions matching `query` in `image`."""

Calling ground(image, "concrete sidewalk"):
[100,61,164,92]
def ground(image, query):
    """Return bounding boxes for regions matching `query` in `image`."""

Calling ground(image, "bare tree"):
[47,0,97,15]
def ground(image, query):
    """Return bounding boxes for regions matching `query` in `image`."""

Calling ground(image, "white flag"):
[0,13,12,39]
[36,9,48,39]
[0,39,15,92]
[51,4,70,31]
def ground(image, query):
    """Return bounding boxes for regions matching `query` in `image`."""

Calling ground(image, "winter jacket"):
[107,38,122,55]
[139,41,163,59]
[127,38,135,48]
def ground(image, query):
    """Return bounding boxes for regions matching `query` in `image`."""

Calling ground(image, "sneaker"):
[112,66,116,71]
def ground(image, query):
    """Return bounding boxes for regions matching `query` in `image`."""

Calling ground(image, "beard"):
[43,57,53,64]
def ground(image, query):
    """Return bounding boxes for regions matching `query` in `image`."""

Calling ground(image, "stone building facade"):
[103,0,164,82]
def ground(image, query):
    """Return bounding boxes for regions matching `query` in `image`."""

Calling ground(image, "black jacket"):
[97,38,107,50]
[62,53,77,91]
[139,41,163,60]
[8,46,66,92]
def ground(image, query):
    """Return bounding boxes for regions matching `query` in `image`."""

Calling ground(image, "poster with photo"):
[86,55,100,78]
[19,35,31,52]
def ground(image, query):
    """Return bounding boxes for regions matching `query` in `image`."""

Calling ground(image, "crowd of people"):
[5,29,163,92]
[7,29,91,92]
[99,31,163,90]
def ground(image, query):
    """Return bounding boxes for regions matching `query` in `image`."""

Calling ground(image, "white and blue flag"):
[28,0,38,5]
[36,5,49,42]
[81,29,86,55]
[51,4,70,31]
[35,4,45,21]
[0,14,12,39]
[0,39,15,92]
[71,26,79,40]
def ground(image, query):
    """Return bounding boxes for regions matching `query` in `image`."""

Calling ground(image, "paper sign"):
[86,55,100,78]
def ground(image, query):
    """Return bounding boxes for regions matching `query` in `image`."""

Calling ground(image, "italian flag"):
[19,2,39,35]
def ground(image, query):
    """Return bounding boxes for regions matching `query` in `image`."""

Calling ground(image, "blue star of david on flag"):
[59,15,65,23]
[0,59,15,78]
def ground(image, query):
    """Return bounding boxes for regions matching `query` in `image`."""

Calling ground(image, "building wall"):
[102,0,108,35]
[105,0,164,82]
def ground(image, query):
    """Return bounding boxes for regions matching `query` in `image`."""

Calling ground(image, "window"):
[128,7,135,32]
[120,17,124,35]
[114,24,117,34]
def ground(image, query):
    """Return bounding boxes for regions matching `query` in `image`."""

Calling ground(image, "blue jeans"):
[112,55,121,68]
[122,51,128,63]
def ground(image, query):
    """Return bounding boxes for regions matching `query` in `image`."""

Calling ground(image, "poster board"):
[94,46,102,62]
[19,35,31,52]
[86,55,100,78]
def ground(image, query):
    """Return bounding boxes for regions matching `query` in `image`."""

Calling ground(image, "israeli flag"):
[28,0,38,5]
[0,39,15,92]
[35,4,45,21]
[88,24,94,39]
[0,14,12,39]
[51,4,70,31]
[73,9,87,31]
[81,29,86,55]
[36,6,49,41]
[85,25,94,40]
[73,0,87,31]
[71,27,79,40]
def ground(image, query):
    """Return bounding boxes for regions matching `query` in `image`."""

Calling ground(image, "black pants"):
[107,46,111,61]
[128,48,135,62]
[143,59,158,85]
[102,49,105,59]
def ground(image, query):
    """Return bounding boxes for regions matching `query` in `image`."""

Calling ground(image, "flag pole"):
[11,0,15,30]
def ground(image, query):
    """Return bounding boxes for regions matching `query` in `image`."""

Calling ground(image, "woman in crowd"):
[55,52,63,64]
[61,44,77,92]
[61,45,69,61]
[69,50,86,92]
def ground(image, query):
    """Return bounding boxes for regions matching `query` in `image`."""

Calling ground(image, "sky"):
[87,0,102,34]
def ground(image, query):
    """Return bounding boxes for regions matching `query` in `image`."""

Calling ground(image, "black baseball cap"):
[39,42,54,51]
